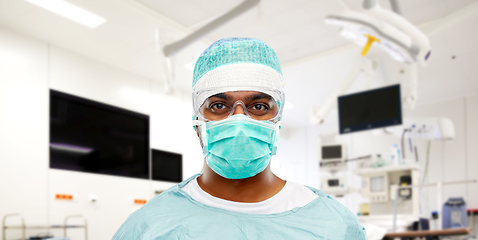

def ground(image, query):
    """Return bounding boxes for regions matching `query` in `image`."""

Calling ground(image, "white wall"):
[466,95,478,210]
[0,27,203,240]
[0,24,49,239]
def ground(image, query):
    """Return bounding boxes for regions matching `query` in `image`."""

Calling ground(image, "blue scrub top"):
[113,175,367,239]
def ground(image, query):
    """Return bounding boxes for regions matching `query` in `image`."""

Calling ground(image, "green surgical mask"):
[195,114,280,179]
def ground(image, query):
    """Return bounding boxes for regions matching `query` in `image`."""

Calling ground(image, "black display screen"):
[49,90,149,179]
[322,145,342,159]
[328,179,340,187]
[338,84,402,134]
[152,149,182,183]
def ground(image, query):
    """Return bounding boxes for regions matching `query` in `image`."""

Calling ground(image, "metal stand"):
[2,213,87,240]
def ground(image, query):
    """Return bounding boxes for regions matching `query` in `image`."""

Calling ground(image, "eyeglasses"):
[197,91,280,121]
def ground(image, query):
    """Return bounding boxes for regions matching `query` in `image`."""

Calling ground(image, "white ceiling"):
[1,0,477,128]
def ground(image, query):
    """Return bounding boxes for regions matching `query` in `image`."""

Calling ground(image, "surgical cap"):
[192,37,285,116]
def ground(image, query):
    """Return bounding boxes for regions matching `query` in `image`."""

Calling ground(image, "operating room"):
[1,0,478,239]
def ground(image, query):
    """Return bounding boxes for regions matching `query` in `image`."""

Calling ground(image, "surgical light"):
[326,11,417,64]
[24,0,106,28]
[325,0,430,66]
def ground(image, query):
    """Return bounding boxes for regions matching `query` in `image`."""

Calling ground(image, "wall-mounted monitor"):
[49,90,149,179]
[338,84,402,134]
[321,144,345,163]
[152,149,182,183]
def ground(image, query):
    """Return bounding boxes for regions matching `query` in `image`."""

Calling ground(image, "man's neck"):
[197,164,286,203]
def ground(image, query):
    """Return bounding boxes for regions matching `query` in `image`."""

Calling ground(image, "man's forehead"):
[211,91,272,101]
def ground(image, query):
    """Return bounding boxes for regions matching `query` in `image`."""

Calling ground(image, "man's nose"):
[232,104,246,115]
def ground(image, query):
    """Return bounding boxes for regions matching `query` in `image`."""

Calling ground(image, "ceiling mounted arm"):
[163,0,260,57]
[364,0,401,14]
[389,0,401,14]
[310,59,374,125]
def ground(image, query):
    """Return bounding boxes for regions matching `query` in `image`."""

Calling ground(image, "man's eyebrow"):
[247,93,272,101]
[210,93,228,100]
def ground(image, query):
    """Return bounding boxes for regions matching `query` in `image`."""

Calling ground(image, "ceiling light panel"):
[24,0,105,28]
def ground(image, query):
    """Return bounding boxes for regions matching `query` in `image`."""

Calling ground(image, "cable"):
[426,142,432,213]
[442,141,446,182]
[419,141,431,218]
[321,154,373,165]
[344,155,373,162]
[401,129,408,159]
[421,141,431,186]
[414,146,419,162]
[409,136,413,153]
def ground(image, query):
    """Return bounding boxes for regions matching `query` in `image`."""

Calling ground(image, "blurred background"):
[1,0,477,239]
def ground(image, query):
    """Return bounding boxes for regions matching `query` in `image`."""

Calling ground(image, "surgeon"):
[112,37,367,239]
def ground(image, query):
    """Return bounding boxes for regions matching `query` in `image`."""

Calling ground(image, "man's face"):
[199,91,279,122]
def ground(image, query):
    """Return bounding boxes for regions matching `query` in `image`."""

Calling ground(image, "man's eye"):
[250,104,268,111]
[210,103,227,111]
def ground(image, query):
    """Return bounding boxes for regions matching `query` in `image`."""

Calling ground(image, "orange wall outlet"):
[134,199,147,204]
[55,194,74,200]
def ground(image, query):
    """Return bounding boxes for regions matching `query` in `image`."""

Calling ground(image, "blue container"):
[442,197,467,229]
